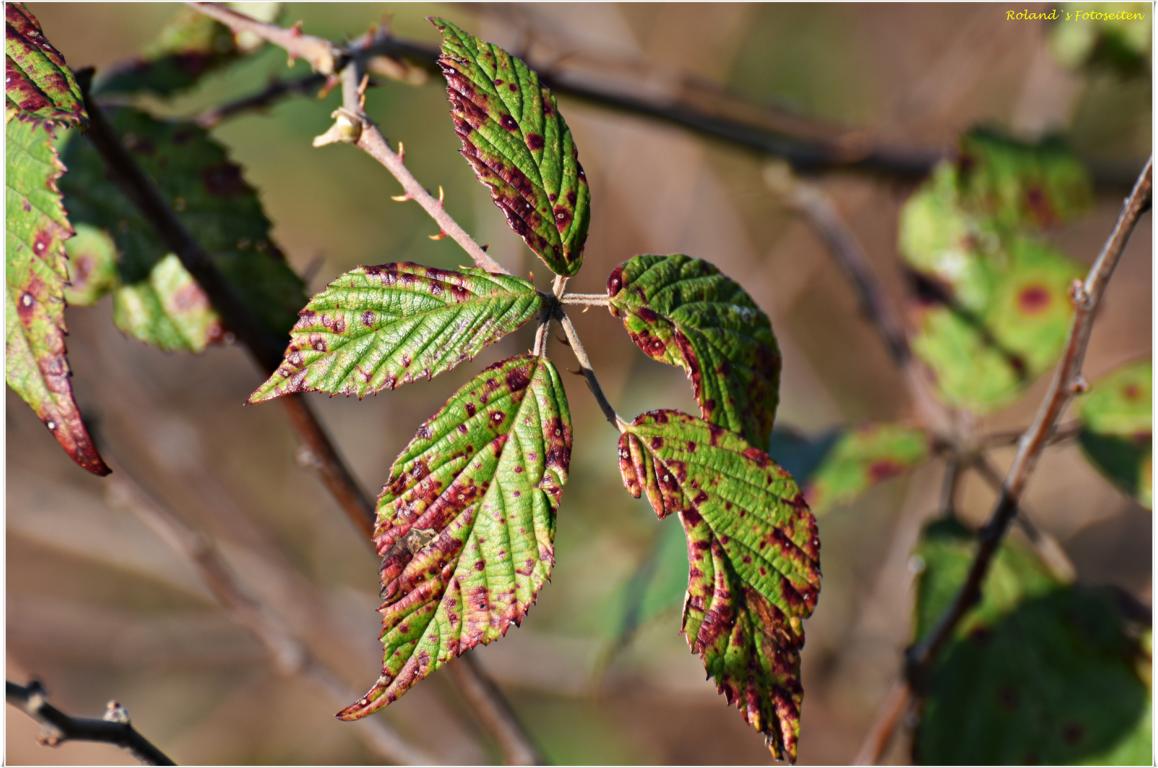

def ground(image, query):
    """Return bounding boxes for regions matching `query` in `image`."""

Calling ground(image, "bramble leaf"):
[913,519,1151,764]
[58,107,304,352]
[433,17,590,277]
[607,254,781,446]
[338,353,570,719]
[251,263,544,402]
[1078,360,1152,509]
[5,3,86,125]
[617,410,820,761]
[6,116,108,475]
[803,423,930,515]
[96,3,282,98]
[1050,3,1151,77]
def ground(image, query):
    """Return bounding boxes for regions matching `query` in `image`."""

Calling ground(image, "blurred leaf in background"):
[1079,359,1152,509]
[912,519,1152,764]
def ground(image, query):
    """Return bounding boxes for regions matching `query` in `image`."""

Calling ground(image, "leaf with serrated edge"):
[6,117,108,475]
[251,263,543,402]
[339,353,570,719]
[608,254,781,446]
[59,107,303,352]
[5,3,86,124]
[433,17,590,277]
[1078,360,1151,509]
[617,410,820,762]
[804,423,930,515]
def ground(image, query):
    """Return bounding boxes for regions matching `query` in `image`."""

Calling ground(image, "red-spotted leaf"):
[433,17,590,277]
[617,410,820,761]
[96,3,282,98]
[339,353,570,719]
[58,107,304,352]
[608,254,781,446]
[803,423,931,515]
[5,3,86,125]
[251,263,544,402]
[6,116,107,475]
[1078,360,1152,509]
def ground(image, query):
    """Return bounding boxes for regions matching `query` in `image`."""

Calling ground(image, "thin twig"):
[937,458,963,519]
[180,11,1142,189]
[191,2,340,73]
[558,309,624,430]
[560,292,610,306]
[783,177,952,435]
[6,681,175,766]
[852,681,912,765]
[196,71,328,129]
[102,461,434,764]
[81,83,539,765]
[967,455,1076,582]
[450,657,545,765]
[978,420,1081,449]
[906,157,1151,683]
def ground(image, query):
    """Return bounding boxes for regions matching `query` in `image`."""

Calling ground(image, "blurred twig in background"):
[6,681,175,766]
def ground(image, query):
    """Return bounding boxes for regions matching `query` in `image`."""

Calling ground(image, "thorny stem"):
[103,460,434,764]
[6,681,175,766]
[905,158,1151,688]
[195,71,328,129]
[191,2,340,73]
[558,309,624,430]
[978,420,1081,449]
[79,80,539,766]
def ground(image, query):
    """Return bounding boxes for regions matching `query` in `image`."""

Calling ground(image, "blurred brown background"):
[7,3,1152,764]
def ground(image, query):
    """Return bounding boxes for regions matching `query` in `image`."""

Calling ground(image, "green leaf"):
[803,423,930,515]
[1078,359,1152,509]
[338,353,571,719]
[58,106,304,352]
[6,116,108,475]
[906,233,1081,412]
[250,263,544,402]
[95,3,282,98]
[957,128,1092,232]
[5,3,86,125]
[608,254,781,446]
[433,17,590,277]
[913,519,1151,764]
[617,410,820,762]
[1050,3,1151,77]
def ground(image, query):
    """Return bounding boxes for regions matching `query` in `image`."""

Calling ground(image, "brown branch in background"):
[6,681,174,766]
[979,420,1081,449]
[79,80,540,765]
[102,461,434,764]
[450,657,545,765]
[183,10,1142,190]
[851,680,912,765]
[195,71,327,129]
[967,455,1076,582]
[778,173,953,435]
[906,157,1151,682]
